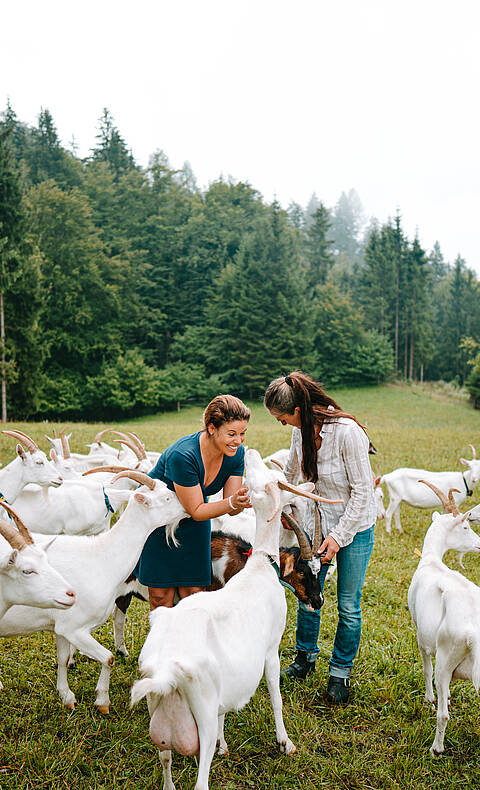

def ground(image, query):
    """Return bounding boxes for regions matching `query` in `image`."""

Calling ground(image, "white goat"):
[0,517,75,617]
[131,448,340,790]
[407,480,480,755]
[381,445,480,533]
[0,430,62,503]
[0,471,187,712]
[14,432,151,536]
[373,468,386,521]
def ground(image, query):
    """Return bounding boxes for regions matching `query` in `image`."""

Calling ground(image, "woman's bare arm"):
[173,478,250,521]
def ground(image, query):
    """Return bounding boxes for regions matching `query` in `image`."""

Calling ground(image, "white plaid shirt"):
[284,418,376,548]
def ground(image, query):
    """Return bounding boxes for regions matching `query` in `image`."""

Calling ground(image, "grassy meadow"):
[0,383,480,789]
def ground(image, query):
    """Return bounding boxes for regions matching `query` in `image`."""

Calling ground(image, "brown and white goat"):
[112,526,324,658]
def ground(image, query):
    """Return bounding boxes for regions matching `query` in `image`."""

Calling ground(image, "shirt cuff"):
[328,528,354,549]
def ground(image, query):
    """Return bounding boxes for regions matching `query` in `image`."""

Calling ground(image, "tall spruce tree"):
[304,203,335,289]
[206,201,314,396]
[0,124,43,418]
[330,189,364,262]
[90,108,136,179]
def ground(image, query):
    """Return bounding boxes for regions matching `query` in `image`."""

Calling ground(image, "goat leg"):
[216,713,228,755]
[55,634,77,709]
[158,750,176,790]
[264,649,296,755]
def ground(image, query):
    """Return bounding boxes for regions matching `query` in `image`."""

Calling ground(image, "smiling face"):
[207,419,248,456]
[269,407,302,429]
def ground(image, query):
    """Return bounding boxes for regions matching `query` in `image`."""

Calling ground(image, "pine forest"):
[1,103,480,420]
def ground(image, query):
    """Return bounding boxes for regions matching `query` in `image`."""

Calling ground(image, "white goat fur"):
[407,506,480,754]
[0,480,187,711]
[131,449,312,790]
[0,540,75,618]
[381,451,480,533]
[0,444,62,504]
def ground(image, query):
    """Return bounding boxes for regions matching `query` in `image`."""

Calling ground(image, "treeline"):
[1,104,479,419]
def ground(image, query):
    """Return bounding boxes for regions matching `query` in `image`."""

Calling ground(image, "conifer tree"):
[206,201,314,395]
[0,124,43,418]
[90,108,136,179]
[304,203,335,289]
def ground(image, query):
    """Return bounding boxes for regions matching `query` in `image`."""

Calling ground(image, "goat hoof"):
[96,704,110,715]
[115,649,129,662]
[65,702,76,710]
[280,739,296,755]
[429,747,443,758]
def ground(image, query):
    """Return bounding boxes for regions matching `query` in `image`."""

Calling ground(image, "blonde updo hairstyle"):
[202,395,251,434]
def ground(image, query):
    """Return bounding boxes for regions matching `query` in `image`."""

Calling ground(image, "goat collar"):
[463,474,473,497]
[252,549,281,579]
[268,556,281,578]
[0,494,13,521]
[252,550,296,594]
[103,486,115,517]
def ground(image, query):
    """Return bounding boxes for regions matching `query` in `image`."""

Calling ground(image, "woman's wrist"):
[228,495,236,511]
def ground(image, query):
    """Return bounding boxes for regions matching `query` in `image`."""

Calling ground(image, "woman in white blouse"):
[264,371,376,705]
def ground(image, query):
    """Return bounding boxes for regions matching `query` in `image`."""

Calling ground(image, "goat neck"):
[251,498,282,564]
[420,516,452,561]
[0,457,31,503]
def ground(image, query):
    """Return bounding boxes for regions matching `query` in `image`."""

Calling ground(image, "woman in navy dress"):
[135,395,251,610]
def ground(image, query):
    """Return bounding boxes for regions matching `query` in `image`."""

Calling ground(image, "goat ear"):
[6,549,18,567]
[134,491,149,506]
[282,553,295,576]
[16,444,27,462]
[374,476,381,487]
[298,482,315,493]
[105,487,131,512]
[50,448,57,462]
[460,457,468,466]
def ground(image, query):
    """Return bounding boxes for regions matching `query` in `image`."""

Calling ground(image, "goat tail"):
[131,659,203,707]
[131,677,155,706]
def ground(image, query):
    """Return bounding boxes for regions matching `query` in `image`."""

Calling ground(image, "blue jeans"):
[296,526,374,679]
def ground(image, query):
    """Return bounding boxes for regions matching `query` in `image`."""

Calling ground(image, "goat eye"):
[22,569,36,575]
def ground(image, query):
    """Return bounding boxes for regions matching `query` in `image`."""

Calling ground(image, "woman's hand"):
[316,534,340,564]
[229,486,250,512]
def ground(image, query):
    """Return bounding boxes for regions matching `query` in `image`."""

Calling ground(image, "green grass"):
[0,384,480,789]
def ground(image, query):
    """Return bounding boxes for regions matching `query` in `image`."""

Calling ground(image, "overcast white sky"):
[2,0,479,273]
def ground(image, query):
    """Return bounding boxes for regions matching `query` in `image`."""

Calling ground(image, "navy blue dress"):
[135,432,245,587]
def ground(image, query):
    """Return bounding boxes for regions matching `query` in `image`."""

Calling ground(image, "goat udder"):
[149,691,199,756]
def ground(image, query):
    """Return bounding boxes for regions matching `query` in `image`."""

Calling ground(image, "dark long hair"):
[264,371,365,483]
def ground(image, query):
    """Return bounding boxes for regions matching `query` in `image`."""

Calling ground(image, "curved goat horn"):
[2,430,39,454]
[0,518,28,551]
[92,428,114,445]
[82,465,132,477]
[110,470,155,490]
[59,430,71,460]
[281,510,313,560]
[0,501,34,544]
[277,480,343,504]
[268,458,284,470]
[113,437,146,461]
[469,444,477,460]
[447,488,462,516]
[418,479,460,516]
[127,432,146,453]
[312,505,322,554]
[266,480,282,523]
